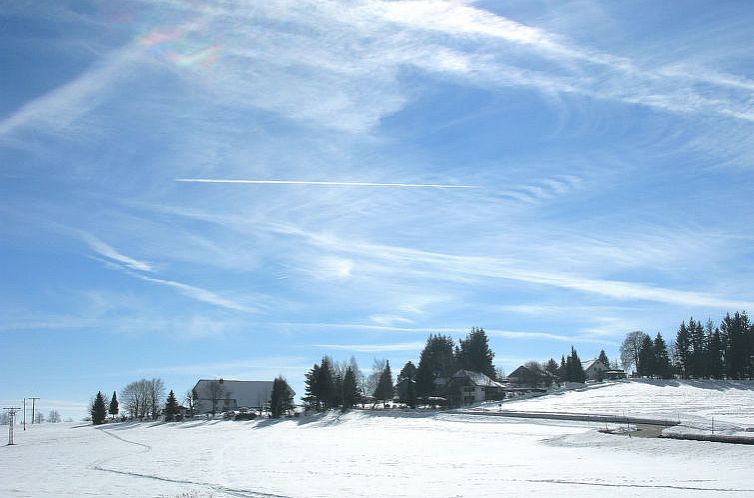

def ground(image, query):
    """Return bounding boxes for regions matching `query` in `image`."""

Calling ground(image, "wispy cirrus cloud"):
[75,230,255,313]
[80,232,154,272]
[6,0,752,146]
[131,273,256,313]
[313,341,426,353]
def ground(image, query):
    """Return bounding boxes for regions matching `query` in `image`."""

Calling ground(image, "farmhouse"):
[581,358,608,381]
[447,370,506,407]
[192,379,294,414]
[507,365,555,388]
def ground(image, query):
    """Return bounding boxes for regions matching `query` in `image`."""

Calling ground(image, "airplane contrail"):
[176,179,481,189]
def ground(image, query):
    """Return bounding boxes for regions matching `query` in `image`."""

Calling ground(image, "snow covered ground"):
[477,379,754,434]
[1,406,754,497]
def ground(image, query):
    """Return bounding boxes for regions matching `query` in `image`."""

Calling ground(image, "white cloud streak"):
[313,341,426,352]
[176,179,480,188]
[80,233,154,272]
[131,273,256,313]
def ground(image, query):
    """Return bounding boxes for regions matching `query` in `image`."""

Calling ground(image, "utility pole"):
[23,398,26,431]
[28,397,40,425]
[3,408,21,445]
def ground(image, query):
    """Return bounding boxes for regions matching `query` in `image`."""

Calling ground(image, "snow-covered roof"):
[451,370,505,388]
[581,359,606,372]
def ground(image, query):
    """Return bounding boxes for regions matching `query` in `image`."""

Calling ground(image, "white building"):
[581,359,608,381]
[192,379,293,414]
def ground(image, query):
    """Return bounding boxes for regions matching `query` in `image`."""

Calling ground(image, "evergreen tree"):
[270,377,294,418]
[164,389,179,421]
[109,391,119,420]
[456,327,496,379]
[653,333,673,379]
[707,326,725,379]
[674,321,692,379]
[404,376,417,408]
[397,361,418,406]
[318,356,336,409]
[722,311,753,379]
[397,361,417,383]
[304,363,321,410]
[91,391,107,425]
[373,360,394,406]
[544,358,560,381]
[565,347,586,382]
[597,350,610,369]
[688,318,707,378]
[332,368,344,409]
[415,334,456,398]
[341,366,360,411]
[638,334,655,377]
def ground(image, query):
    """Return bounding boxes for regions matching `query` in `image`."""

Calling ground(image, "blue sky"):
[2,0,754,419]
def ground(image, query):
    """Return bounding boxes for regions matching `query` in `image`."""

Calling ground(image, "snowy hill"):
[479,379,754,429]
[2,381,754,497]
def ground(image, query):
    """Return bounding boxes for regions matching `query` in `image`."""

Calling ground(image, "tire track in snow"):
[92,427,291,498]
[512,478,754,493]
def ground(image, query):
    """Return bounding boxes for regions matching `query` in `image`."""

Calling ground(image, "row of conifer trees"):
[625,311,754,379]
[304,327,499,411]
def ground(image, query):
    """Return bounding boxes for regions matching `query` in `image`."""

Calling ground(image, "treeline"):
[89,378,183,425]
[304,327,498,411]
[520,346,608,385]
[622,311,754,379]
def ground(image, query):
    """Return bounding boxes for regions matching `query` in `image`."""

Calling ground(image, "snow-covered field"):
[2,380,754,497]
[478,379,754,433]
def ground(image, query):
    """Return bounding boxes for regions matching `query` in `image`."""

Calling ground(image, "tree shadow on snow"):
[634,378,754,391]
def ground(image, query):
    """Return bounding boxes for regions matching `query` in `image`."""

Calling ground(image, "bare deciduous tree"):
[121,378,165,420]
[147,378,165,420]
[185,389,198,417]
[620,331,649,373]
[48,410,61,423]
[207,380,226,415]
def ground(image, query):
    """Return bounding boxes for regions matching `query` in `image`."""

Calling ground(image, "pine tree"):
[544,358,560,381]
[397,361,417,405]
[373,360,394,406]
[164,390,179,421]
[638,334,655,377]
[397,361,417,383]
[404,376,417,408]
[653,333,672,379]
[91,391,107,425]
[559,355,567,380]
[674,321,692,378]
[415,334,456,398]
[304,363,321,410]
[722,311,753,379]
[707,326,725,379]
[565,347,586,382]
[597,350,610,369]
[318,356,336,409]
[688,318,707,378]
[109,391,119,420]
[456,327,496,379]
[341,366,360,411]
[270,377,293,418]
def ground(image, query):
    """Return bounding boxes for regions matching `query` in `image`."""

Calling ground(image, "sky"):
[2,0,754,420]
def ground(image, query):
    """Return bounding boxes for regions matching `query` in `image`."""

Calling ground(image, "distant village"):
[87,311,753,424]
